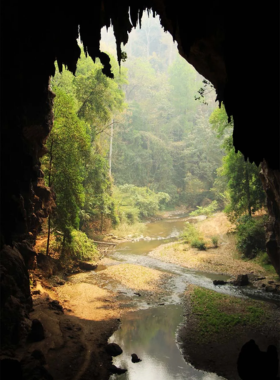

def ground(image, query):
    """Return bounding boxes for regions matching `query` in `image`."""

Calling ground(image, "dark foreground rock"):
[237,339,279,380]
[0,358,23,380]
[78,261,97,271]
[49,300,64,313]
[108,364,127,374]
[29,319,45,341]
[213,280,227,286]
[131,353,142,363]
[21,352,53,380]
[232,274,249,286]
[105,343,123,356]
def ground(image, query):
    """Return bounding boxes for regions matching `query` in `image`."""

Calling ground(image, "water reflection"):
[109,305,225,380]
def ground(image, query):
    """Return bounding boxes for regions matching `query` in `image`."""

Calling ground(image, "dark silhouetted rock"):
[0,358,23,380]
[78,261,97,271]
[213,280,227,286]
[31,350,46,365]
[0,245,32,346]
[237,339,279,380]
[21,354,53,380]
[131,353,142,363]
[14,241,37,270]
[105,343,123,356]
[134,292,141,296]
[232,274,249,286]
[30,319,45,341]
[108,364,127,374]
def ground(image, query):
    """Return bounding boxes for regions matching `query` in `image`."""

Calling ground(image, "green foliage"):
[189,200,218,216]
[44,49,127,241]
[236,215,267,259]
[180,222,207,250]
[43,87,90,241]
[180,223,200,243]
[210,105,266,220]
[67,230,99,260]
[114,184,170,222]
[111,49,224,208]
[190,239,207,250]
[211,236,219,247]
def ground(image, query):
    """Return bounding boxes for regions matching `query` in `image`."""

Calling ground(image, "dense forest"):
[41,12,265,259]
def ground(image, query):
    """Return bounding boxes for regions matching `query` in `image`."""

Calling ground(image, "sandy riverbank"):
[149,212,275,278]
[28,259,172,380]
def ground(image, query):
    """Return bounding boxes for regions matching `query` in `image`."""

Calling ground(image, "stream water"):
[102,215,279,380]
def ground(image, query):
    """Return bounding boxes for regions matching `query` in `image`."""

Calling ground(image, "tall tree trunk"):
[46,216,51,256]
[46,139,53,256]
[245,161,251,216]
[109,119,114,176]
[100,212,104,233]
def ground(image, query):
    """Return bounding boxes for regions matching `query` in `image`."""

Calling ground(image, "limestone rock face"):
[0,245,32,347]
[260,161,280,276]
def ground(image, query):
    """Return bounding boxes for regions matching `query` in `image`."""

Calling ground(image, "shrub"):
[189,200,219,217]
[212,236,219,247]
[236,215,267,259]
[191,238,207,250]
[68,230,99,261]
[180,223,201,243]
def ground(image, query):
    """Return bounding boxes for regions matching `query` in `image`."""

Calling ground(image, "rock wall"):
[260,161,280,276]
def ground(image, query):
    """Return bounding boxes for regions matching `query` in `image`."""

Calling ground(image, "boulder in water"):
[105,343,123,356]
[213,280,227,286]
[131,353,142,363]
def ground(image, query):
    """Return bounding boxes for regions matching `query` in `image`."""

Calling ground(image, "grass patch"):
[252,252,279,278]
[111,222,147,238]
[190,287,266,341]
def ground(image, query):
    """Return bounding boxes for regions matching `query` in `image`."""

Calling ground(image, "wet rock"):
[268,280,275,284]
[49,300,64,313]
[30,319,45,341]
[105,343,123,356]
[131,353,142,363]
[108,364,127,374]
[78,261,97,271]
[213,280,227,286]
[232,274,249,286]
[265,285,275,293]
[254,276,266,281]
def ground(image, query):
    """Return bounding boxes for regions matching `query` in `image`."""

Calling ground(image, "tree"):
[210,105,266,220]
[43,87,90,252]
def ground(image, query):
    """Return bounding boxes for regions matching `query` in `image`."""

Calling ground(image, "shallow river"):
[104,215,279,380]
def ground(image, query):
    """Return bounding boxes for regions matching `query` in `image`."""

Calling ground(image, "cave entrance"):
[32,11,279,380]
